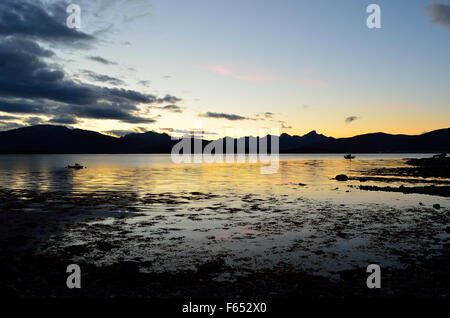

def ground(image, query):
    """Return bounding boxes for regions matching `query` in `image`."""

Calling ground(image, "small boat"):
[67,163,85,169]
[344,154,355,159]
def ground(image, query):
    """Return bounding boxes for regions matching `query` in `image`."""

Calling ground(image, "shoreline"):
[0,185,448,298]
[0,155,449,298]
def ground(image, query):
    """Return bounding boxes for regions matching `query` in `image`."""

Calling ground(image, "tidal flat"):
[0,154,449,298]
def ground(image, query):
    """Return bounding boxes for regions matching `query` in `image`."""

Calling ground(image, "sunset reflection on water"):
[0,154,447,207]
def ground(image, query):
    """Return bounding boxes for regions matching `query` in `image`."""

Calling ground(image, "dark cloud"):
[81,70,125,86]
[424,2,450,29]
[0,37,98,105]
[0,0,94,46]
[0,115,19,120]
[0,98,47,114]
[23,116,45,126]
[104,130,135,137]
[0,121,23,131]
[345,116,360,123]
[199,112,248,121]
[148,104,183,113]
[104,127,149,137]
[160,128,218,136]
[138,80,151,87]
[117,116,157,124]
[107,88,158,104]
[0,0,180,127]
[0,98,158,124]
[264,112,274,118]
[64,103,157,124]
[48,115,79,125]
[160,105,183,113]
[0,38,179,124]
[86,55,118,65]
[156,94,182,104]
[279,121,292,129]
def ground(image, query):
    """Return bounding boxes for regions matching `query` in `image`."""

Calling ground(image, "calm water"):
[1,154,448,275]
[0,153,446,206]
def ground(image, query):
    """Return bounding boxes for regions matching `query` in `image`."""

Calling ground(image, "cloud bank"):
[0,0,182,129]
[345,116,360,123]
[199,112,248,121]
[86,56,118,65]
[424,2,450,29]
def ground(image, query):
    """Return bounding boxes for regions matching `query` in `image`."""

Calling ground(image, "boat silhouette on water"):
[67,163,85,169]
[344,154,355,159]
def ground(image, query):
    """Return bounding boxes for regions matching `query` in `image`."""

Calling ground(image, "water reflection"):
[0,154,448,207]
[1,154,448,275]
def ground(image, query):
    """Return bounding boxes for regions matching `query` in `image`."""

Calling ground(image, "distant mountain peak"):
[0,125,448,154]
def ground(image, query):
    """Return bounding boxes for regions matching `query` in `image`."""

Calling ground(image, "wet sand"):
[0,185,448,298]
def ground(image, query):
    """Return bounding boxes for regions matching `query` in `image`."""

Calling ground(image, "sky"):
[0,0,449,138]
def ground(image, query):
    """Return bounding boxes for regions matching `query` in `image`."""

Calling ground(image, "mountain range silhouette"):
[0,125,448,154]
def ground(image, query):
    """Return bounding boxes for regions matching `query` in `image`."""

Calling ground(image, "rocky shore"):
[1,252,448,298]
[366,157,450,179]
[359,185,450,197]
[340,155,450,197]
[0,182,448,299]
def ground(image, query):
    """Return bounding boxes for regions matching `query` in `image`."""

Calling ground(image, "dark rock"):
[406,157,450,167]
[97,241,117,252]
[65,244,90,255]
[6,235,30,245]
[360,185,450,197]
[0,263,20,280]
[433,204,441,209]
[119,261,140,277]
[23,222,38,228]
[335,174,349,181]
[197,258,224,275]
[339,269,363,282]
